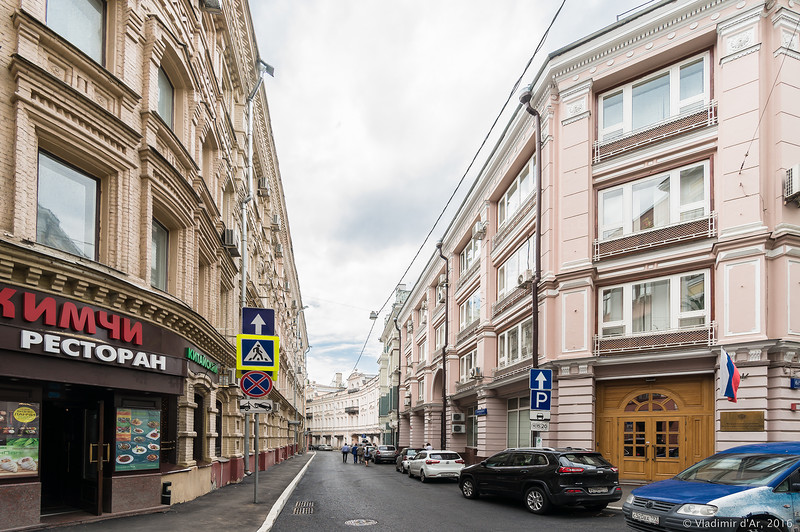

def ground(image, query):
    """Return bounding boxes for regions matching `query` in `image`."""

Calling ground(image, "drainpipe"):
[393,317,402,449]
[436,240,449,451]
[520,85,543,444]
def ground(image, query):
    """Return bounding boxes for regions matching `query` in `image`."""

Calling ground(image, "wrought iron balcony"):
[594,323,715,355]
[344,406,359,414]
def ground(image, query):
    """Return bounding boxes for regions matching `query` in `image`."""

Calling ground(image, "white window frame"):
[598,160,710,241]
[417,340,427,364]
[435,324,445,351]
[598,52,710,142]
[599,269,709,338]
[506,396,532,448]
[459,291,481,330]
[460,237,481,274]
[497,238,535,299]
[498,318,533,368]
[498,159,535,228]
[417,379,424,403]
[459,349,477,382]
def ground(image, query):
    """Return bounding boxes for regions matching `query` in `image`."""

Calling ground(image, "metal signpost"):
[530,369,553,444]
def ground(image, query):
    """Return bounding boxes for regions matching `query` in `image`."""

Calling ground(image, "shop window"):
[46,0,105,64]
[598,161,710,241]
[598,53,709,142]
[151,219,168,291]
[506,396,531,448]
[37,151,98,259]
[158,67,174,129]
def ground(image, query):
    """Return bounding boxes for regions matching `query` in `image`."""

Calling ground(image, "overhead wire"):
[351,0,567,372]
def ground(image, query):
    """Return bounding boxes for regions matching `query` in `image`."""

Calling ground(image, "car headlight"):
[625,494,635,504]
[676,504,718,517]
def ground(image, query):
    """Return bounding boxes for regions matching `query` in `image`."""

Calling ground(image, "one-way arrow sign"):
[242,307,275,336]
[529,369,553,390]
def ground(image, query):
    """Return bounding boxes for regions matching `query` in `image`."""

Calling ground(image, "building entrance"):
[596,375,713,482]
[41,386,108,516]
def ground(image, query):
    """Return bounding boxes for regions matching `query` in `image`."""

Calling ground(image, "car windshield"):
[406,450,418,457]
[430,452,460,460]
[560,454,612,468]
[675,453,800,486]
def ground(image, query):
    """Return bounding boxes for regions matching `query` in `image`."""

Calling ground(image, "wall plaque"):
[720,411,765,432]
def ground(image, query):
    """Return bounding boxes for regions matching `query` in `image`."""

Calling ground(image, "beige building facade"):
[0,0,306,528]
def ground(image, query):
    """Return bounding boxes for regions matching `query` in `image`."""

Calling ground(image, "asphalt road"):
[271,450,627,532]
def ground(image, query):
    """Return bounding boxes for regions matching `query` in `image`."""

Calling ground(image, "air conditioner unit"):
[257,178,270,197]
[472,220,487,240]
[451,413,465,423]
[223,367,239,387]
[221,228,241,256]
[439,274,447,286]
[517,269,534,288]
[451,424,466,434]
[403,398,411,406]
[271,214,281,230]
[437,290,446,304]
[785,164,800,203]
[469,367,481,379]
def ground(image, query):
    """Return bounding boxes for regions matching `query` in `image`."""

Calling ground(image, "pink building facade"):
[393,0,800,482]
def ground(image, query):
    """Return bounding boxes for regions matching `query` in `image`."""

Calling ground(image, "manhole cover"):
[344,519,378,526]
[292,501,314,515]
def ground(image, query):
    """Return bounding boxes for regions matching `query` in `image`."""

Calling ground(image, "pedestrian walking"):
[357,444,365,465]
[351,443,359,464]
[341,443,350,463]
[425,442,433,450]
[363,445,371,467]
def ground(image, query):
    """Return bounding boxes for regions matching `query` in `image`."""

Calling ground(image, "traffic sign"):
[529,410,551,421]
[530,369,553,390]
[236,334,280,372]
[240,371,273,398]
[531,420,550,432]
[239,398,274,414]
[530,389,552,411]
[242,307,275,335]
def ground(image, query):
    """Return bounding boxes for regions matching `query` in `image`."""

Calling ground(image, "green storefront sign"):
[185,347,218,374]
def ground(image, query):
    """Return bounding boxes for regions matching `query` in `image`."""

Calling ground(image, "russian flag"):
[720,348,741,403]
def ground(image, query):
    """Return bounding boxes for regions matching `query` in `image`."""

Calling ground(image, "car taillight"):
[557,466,585,473]
[455,459,464,464]
[425,459,440,465]
[565,489,583,493]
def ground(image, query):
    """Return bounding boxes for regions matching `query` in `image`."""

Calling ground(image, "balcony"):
[493,195,536,252]
[492,357,534,382]
[594,213,716,261]
[594,323,715,356]
[456,319,480,346]
[344,406,359,414]
[593,100,718,164]
[455,259,480,293]
[493,286,530,318]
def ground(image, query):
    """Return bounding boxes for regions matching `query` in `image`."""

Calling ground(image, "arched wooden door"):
[596,375,713,482]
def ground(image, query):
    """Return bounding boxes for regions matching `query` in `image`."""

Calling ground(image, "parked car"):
[396,447,424,473]
[459,447,621,514]
[317,444,332,451]
[408,450,465,482]
[373,445,398,464]
[623,441,800,531]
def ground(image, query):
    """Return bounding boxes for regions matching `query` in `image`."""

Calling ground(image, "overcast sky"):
[251,0,649,386]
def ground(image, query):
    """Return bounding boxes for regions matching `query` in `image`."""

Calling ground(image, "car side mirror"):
[480,460,487,467]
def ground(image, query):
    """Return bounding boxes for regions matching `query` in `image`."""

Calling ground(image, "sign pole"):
[254,412,259,503]
[244,413,250,476]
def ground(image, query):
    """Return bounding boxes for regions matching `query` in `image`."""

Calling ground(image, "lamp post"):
[436,240,448,451]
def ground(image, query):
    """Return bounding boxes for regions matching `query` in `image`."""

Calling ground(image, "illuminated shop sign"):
[185,347,218,374]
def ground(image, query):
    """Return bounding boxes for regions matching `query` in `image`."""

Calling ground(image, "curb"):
[256,451,316,532]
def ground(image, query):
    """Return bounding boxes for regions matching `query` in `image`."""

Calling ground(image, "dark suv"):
[458,447,621,514]
[372,445,397,464]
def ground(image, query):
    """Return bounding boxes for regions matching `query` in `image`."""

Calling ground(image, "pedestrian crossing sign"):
[236,334,280,373]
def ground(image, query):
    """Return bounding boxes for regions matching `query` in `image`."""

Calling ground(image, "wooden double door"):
[596,375,713,483]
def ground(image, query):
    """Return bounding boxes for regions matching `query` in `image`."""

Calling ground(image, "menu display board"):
[115,408,161,471]
[0,402,40,477]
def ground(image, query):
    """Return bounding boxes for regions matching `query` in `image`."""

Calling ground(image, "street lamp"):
[436,240,448,451]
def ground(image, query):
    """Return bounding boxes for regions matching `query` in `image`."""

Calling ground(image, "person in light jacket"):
[341,443,350,463]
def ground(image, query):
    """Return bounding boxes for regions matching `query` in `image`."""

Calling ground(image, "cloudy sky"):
[251,0,647,385]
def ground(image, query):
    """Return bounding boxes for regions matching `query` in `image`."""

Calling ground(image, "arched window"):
[624,392,679,412]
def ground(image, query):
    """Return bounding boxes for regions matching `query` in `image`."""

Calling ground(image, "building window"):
[435,324,445,351]
[466,406,477,447]
[151,219,169,291]
[215,400,222,457]
[460,237,481,274]
[498,160,535,228]
[459,291,481,330]
[419,302,428,325]
[598,53,709,142]
[193,393,205,463]
[497,238,535,299]
[405,354,412,377]
[507,396,531,448]
[417,341,427,364]
[459,349,477,382]
[417,379,424,403]
[600,270,709,337]
[498,318,533,367]
[158,67,174,129]
[37,151,98,259]
[598,161,709,240]
[47,0,105,64]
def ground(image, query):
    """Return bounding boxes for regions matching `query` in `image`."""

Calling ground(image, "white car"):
[407,450,464,482]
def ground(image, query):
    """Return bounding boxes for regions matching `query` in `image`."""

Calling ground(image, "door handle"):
[520,470,528,474]
[103,443,111,463]
[89,443,98,463]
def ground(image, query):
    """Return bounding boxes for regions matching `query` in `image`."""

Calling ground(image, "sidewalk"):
[35,452,315,532]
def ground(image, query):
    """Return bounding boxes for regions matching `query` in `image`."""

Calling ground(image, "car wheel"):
[460,478,479,499]
[584,503,608,512]
[737,518,784,532]
[408,469,415,479]
[524,486,551,515]
[419,469,427,483]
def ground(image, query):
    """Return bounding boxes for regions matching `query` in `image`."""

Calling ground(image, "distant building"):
[378,285,410,446]
[307,371,381,447]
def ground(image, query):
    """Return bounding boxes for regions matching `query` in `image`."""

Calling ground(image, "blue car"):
[623,442,800,531]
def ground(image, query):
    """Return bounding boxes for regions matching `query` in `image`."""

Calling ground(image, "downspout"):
[393,317,402,449]
[436,240,449,451]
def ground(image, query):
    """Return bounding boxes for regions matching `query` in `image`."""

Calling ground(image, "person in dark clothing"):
[351,443,359,464]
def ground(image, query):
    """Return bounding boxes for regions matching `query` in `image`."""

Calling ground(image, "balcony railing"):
[455,259,481,292]
[593,100,718,164]
[492,286,530,318]
[493,195,536,252]
[344,406,359,414]
[456,319,480,345]
[593,213,716,261]
[492,357,535,382]
[594,323,715,355]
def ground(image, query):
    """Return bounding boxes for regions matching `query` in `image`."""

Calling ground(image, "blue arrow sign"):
[242,307,275,335]
[530,390,552,411]
[530,369,553,390]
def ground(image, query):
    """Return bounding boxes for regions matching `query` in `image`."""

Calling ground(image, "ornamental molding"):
[717,4,765,36]
[562,110,591,126]
[726,28,755,53]
[720,43,761,64]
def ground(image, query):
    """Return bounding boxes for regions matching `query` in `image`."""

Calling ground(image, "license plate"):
[631,511,660,525]
[587,487,607,494]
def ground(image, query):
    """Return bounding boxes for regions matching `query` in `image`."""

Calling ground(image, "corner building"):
[391,0,800,482]
[0,0,307,528]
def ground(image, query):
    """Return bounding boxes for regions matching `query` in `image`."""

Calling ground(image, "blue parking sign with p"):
[530,390,552,411]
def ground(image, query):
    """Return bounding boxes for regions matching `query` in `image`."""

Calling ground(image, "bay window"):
[460,237,481,274]
[498,318,533,367]
[498,159,535,227]
[459,291,481,330]
[497,238,535,299]
[459,349,477,382]
[600,270,709,337]
[598,53,709,142]
[598,161,709,240]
